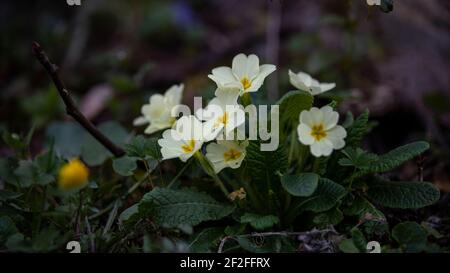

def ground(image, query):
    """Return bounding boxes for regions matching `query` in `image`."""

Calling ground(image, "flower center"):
[224,148,242,162]
[214,112,228,128]
[310,124,327,141]
[181,140,196,153]
[240,77,251,90]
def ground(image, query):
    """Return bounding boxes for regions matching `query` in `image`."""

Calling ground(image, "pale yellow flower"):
[205,140,248,173]
[158,115,204,162]
[297,106,346,157]
[289,70,335,95]
[208,54,276,94]
[134,84,183,134]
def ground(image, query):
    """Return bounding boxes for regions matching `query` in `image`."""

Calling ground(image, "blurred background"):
[0,0,449,213]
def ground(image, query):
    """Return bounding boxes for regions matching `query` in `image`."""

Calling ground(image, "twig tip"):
[31,41,42,56]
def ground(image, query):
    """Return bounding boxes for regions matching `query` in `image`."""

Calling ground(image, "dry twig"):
[31,42,125,157]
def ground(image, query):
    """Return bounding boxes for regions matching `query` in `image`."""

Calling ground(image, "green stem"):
[243,180,263,211]
[298,145,309,171]
[194,151,230,197]
[240,92,252,107]
[143,160,155,189]
[347,167,357,191]
[167,159,192,189]
[288,130,297,166]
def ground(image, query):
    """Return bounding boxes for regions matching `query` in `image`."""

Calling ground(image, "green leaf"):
[188,227,224,253]
[138,188,235,228]
[343,196,385,221]
[281,173,318,197]
[339,147,378,169]
[14,160,54,187]
[345,109,369,147]
[351,228,367,252]
[113,156,137,176]
[245,141,288,197]
[224,224,246,236]
[125,135,162,160]
[360,141,429,174]
[379,0,394,13]
[46,122,85,159]
[0,191,22,202]
[240,213,279,230]
[0,157,19,185]
[81,121,129,166]
[367,181,440,209]
[300,178,346,212]
[236,237,274,253]
[339,239,360,253]
[35,145,62,176]
[392,222,428,253]
[118,204,140,229]
[313,207,343,227]
[0,216,18,244]
[2,131,26,151]
[277,90,313,131]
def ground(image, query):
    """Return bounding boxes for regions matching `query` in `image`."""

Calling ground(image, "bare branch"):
[31,42,125,157]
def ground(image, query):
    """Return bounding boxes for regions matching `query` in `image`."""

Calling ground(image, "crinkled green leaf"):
[367,181,439,209]
[188,227,224,253]
[281,173,318,197]
[313,207,343,227]
[345,109,369,147]
[360,141,429,175]
[125,135,162,160]
[343,196,385,221]
[138,188,235,228]
[339,147,378,169]
[301,178,346,213]
[351,228,367,252]
[245,141,288,196]
[277,90,313,131]
[339,239,360,253]
[392,221,428,253]
[240,213,279,230]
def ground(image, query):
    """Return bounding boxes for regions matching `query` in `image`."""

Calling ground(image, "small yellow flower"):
[58,159,89,191]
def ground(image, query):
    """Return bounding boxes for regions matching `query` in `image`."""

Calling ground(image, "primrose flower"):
[297,106,346,157]
[158,115,204,162]
[196,87,245,141]
[205,140,248,173]
[289,70,335,95]
[133,84,183,134]
[208,53,276,94]
[58,159,89,191]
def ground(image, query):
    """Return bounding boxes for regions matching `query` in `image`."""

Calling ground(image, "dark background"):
[1,0,449,204]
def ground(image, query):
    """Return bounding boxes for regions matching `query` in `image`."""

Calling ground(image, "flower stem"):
[194,151,230,197]
[288,130,297,165]
[240,92,252,107]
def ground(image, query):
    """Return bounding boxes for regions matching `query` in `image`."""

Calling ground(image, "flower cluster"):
[134,53,347,174]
